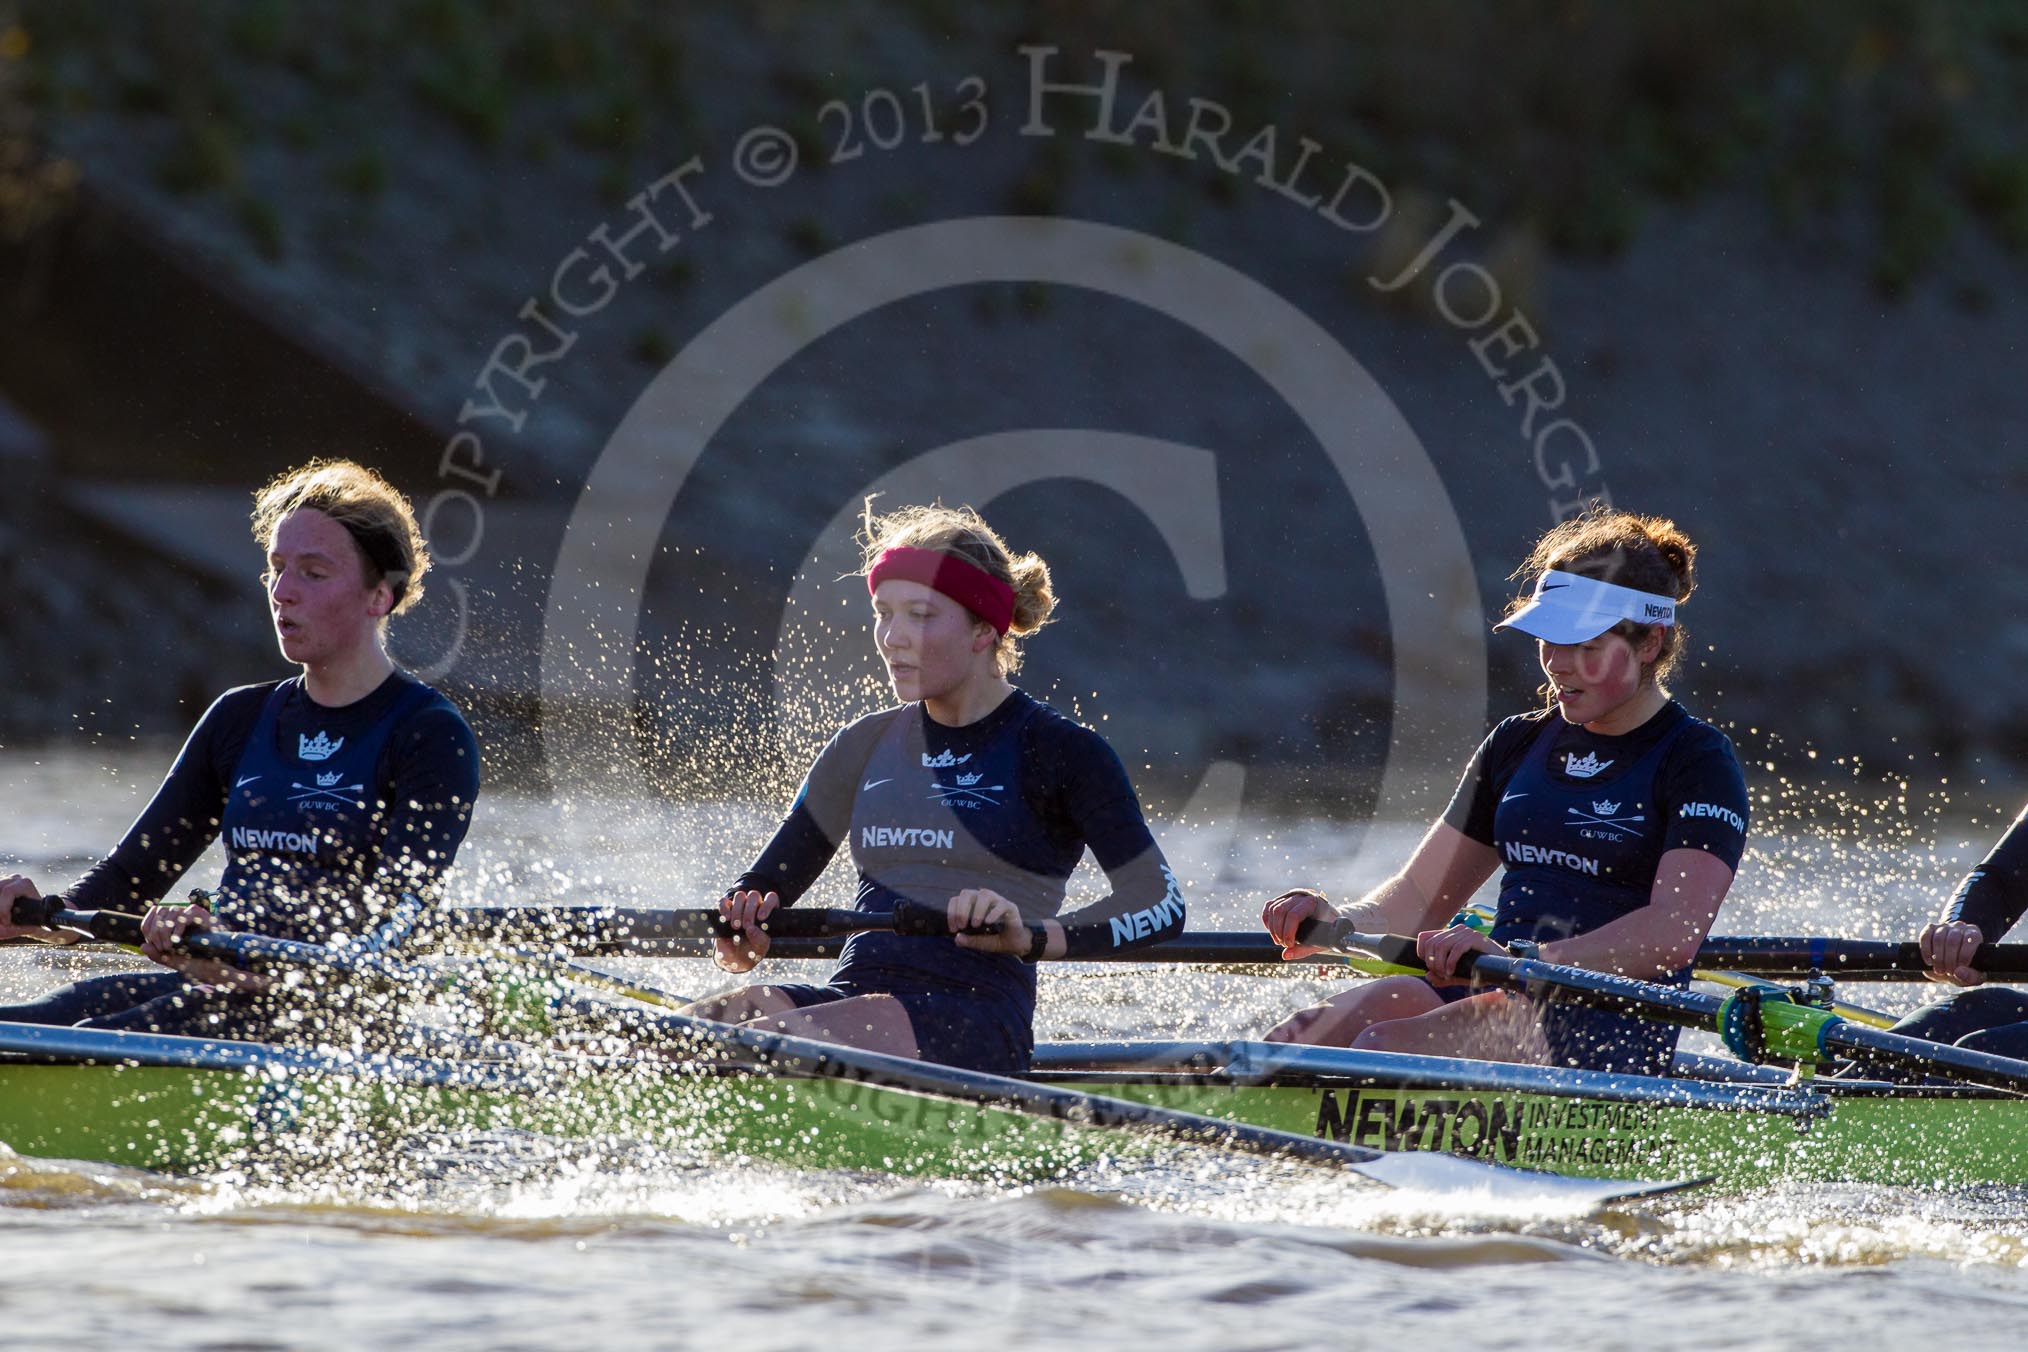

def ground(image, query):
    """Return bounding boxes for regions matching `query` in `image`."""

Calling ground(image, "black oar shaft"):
[1696,937,2028,978]
[1296,915,2028,981]
[446,899,974,952]
[30,891,2017,982]
[613,932,1313,963]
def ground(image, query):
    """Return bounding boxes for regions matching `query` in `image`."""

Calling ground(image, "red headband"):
[867,546,1017,635]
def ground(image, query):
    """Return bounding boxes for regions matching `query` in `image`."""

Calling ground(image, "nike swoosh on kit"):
[236,776,261,789]
[1500,791,1527,803]
[862,778,893,791]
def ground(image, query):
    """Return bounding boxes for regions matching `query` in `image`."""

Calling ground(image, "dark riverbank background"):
[2,1,2024,826]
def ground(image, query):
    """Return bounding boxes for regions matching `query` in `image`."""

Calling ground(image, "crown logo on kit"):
[298,731,343,762]
[316,770,342,787]
[955,770,984,786]
[1563,751,1611,779]
[1592,800,1619,816]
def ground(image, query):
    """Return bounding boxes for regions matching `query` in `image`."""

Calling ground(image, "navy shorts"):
[770,981,1032,1075]
[0,970,279,1040]
[1891,986,2028,1058]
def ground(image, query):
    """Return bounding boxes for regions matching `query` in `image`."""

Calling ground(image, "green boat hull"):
[0,1053,2019,1190]
[0,1060,1114,1179]
[1086,1078,2026,1190]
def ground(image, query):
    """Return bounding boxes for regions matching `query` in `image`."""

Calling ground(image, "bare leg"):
[679,987,922,1059]
[743,994,920,1059]
[1352,990,1552,1064]
[1263,975,1446,1046]
[680,985,804,1023]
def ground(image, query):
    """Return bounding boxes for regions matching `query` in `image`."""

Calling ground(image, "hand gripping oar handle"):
[9,894,151,945]
[5,895,437,986]
[445,898,995,953]
[9,894,308,967]
[1291,915,1422,968]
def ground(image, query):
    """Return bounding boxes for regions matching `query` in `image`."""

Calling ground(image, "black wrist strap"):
[1020,923,1049,964]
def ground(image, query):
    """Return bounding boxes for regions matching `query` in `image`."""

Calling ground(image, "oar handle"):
[4,895,433,983]
[11,895,991,958]
[711,899,987,940]
[8,894,146,946]
[1292,915,1424,970]
[8,895,293,965]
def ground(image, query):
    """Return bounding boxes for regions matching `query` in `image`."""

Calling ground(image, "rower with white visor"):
[1260,508,1751,1074]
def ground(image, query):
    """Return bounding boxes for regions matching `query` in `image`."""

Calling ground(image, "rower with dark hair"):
[0,459,480,1039]
[682,499,1184,1075]
[1261,508,1751,1074]
[1890,810,2028,1055]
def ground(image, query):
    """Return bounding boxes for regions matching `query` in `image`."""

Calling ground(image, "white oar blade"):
[1348,1149,1704,1207]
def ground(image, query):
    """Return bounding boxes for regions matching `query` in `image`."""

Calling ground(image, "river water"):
[3,748,2026,1350]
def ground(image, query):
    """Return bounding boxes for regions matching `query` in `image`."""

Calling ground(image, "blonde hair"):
[1506,505,1699,687]
[858,498,1055,675]
[250,459,430,615]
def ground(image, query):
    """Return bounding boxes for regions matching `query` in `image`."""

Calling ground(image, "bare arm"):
[64,691,255,911]
[1361,821,1502,934]
[1418,847,1735,984]
[711,715,884,971]
[1264,821,1498,955]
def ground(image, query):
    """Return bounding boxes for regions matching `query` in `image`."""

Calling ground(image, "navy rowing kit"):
[1940,805,2028,943]
[732,689,1184,1073]
[1890,805,2028,1059]
[1442,700,1750,1074]
[2,672,479,1038]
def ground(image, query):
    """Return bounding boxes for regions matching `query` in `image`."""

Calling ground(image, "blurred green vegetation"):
[1046,0,2028,294]
[0,6,73,240]
[9,0,2027,294]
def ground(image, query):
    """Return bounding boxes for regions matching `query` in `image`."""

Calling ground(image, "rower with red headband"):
[1261,508,1750,1074]
[681,500,1185,1074]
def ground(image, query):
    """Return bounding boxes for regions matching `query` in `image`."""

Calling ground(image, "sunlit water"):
[3,747,2027,1350]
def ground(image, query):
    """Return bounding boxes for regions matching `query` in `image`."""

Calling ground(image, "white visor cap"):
[1495,569,1677,644]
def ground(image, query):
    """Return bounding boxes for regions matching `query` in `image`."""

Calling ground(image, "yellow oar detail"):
[1694,969,1896,1029]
